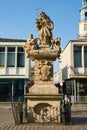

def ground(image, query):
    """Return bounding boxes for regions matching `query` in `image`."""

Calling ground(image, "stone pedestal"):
[25,94,63,123]
[24,43,63,123]
[29,85,58,94]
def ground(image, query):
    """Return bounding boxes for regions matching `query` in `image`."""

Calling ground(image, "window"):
[74,46,82,67]
[84,46,87,66]
[85,12,87,20]
[7,47,15,67]
[84,24,87,30]
[17,47,25,67]
[14,79,24,101]
[0,47,5,67]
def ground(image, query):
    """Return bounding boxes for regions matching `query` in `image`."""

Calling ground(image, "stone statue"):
[51,38,61,56]
[40,61,52,81]
[24,11,63,124]
[36,12,54,45]
[34,60,52,81]
[24,34,37,58]
[24,11,61,83]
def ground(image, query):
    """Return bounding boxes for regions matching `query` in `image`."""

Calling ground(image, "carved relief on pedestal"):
[34,60,53,81]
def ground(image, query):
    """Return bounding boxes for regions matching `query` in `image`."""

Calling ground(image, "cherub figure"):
[51,38,61,53]
[24,34,37,58]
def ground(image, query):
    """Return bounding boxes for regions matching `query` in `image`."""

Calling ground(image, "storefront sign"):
[79,88,85,92]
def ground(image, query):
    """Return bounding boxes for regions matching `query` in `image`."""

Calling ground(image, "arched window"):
[85,12,87,20]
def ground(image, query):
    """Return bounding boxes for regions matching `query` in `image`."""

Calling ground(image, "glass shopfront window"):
[0,79,24,102]
[14,79,24,101]
[79,81,87,96]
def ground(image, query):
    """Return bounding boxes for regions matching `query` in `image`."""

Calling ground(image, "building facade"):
[0,38,30,102]
[54,0,87,103]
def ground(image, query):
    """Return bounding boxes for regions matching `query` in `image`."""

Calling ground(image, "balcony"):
[74,67,85,74]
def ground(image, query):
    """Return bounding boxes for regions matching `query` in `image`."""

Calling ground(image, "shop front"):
[0,79,24,102]
[66,79,87,103]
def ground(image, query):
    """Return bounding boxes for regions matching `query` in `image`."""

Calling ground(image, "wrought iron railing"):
[0,95,24,102]
[71,95,87,103]
[76,96,87,103]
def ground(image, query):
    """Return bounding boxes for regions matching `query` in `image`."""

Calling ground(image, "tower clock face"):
[84,24,87,30]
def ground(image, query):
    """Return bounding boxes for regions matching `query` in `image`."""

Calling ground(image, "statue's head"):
[40,12,46,18]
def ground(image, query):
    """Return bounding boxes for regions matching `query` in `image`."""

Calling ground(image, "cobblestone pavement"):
[0,104,87,130]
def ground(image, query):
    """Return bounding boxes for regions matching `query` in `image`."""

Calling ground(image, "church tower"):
[78,0,87,39]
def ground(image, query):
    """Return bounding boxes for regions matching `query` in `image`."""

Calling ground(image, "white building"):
[54,0,87,103]
[0,38,30,102]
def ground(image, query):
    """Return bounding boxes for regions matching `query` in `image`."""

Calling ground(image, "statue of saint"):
[36,12,54,45]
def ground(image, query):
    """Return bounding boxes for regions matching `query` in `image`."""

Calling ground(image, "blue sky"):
[0,0,82,72]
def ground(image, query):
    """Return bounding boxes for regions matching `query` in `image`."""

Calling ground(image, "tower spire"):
[78,0,87,39]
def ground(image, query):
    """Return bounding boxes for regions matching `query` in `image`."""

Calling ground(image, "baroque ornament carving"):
[24,12,61,81]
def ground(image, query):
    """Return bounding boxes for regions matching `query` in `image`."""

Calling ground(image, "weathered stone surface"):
[29,85,58,94]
